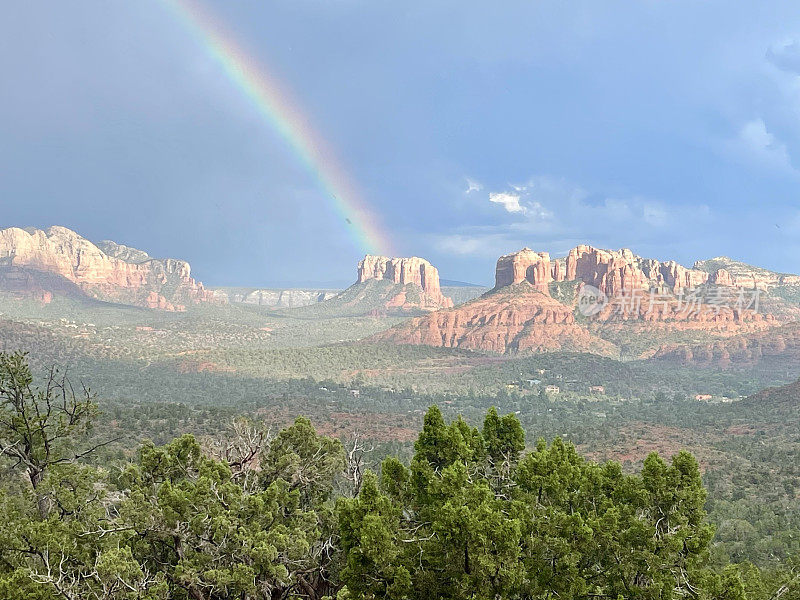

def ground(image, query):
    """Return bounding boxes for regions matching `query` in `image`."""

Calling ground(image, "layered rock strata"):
[0,226,216,310]
[357,255,453,310]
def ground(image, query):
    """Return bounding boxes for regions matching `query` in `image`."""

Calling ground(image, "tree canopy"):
[0,352,797,600]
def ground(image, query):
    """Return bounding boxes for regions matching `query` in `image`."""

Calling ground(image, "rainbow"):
[160,0,393,256]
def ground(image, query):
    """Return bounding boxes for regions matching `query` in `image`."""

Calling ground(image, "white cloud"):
[489,191,526,213]
[439,174,714,261]
[487,181,555,219]
[465,178,483,194]
[731,118,795,172]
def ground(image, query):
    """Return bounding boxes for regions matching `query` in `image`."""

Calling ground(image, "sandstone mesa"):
[355,255,454,311]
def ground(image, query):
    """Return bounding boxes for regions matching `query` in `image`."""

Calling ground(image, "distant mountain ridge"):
[213,287,339,309]
[0,226,217,310]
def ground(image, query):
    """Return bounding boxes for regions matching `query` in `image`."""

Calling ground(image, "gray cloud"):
[767,39,800,74]
[436,175,714,262]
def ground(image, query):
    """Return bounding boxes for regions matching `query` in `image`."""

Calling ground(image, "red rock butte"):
[371,244,796,355]
[357,255,453,310]
[495,248,553,291]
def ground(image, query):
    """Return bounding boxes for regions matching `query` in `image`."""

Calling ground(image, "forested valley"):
[1,352,798,600]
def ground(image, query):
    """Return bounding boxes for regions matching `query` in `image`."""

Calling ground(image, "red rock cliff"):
[564,245,711,296]
[694,256,800,289]
[0,226,218,310]
[494,248,553,292]
[370,286,615,355]
[357,255,453,310]
[370,243,786,355]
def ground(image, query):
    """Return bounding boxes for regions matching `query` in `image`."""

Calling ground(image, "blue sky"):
[2,1,799,287]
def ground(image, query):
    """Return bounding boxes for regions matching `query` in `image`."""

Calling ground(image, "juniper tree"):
[0,351,107,514]
[338,406,718,600]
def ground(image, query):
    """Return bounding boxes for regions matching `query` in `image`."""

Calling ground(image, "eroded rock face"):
[495,248,552,291]
[562,245,712,297]
[0,267,56,304]
[694,256,800,289]
[558,247,800,298]
[658,260,709,292]
[709,268,733,287]
[589,289,774,324]
[374,244,788,355]
[357,255,453,310]
[0,226,217,310]
[551,259,565,282]
[652,323,800,368]
[370,285,615,355]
